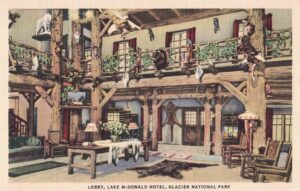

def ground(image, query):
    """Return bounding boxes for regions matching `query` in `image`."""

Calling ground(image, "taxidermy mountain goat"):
[35,11,52,35]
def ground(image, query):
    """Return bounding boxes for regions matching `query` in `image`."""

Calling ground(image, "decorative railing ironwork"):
[265,28,292,59]
[100,38,240,74]
[9,41,52,71]
[10,28,291,77]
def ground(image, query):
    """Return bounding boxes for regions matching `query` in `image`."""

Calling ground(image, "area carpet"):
[128,160,218,179]
[9,161,67,177]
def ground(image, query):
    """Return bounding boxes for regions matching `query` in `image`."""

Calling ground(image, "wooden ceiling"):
[125,9,244,29]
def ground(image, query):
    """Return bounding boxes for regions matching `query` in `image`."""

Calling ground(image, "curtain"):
[128,38,137,51]
[266,108,273,140]
[62,109,70,141]
[113,41,119,55]
[187,27,196,44]
[187,27,196,60]
[264,13,273,31]
[165,32,173,47]
[157,106,162,141]
[233,20,240,38]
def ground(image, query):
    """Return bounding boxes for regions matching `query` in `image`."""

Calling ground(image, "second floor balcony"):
[9,28,292,80]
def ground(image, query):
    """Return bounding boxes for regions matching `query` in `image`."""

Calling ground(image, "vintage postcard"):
[1,0,299,191]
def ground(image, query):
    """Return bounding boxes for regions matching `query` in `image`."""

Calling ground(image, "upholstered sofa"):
[9,136,45,163]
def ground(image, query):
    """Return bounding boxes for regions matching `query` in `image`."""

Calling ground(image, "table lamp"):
[128,122,138,138]
[85,123,98,142]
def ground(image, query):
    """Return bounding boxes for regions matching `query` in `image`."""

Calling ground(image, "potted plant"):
[99,121,129,142]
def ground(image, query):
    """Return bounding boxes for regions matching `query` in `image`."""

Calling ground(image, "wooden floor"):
[9,152,250,183]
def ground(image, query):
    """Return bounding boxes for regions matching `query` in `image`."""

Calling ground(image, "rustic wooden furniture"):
[45,129,67,158]
[67,145,109,179]
[240,138,282,179]
[67,140,149,179]
[9,136,45,163]
[253,142,292,182]
[222,134,247,166]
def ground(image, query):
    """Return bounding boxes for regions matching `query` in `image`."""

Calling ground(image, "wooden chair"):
[222,134,247,167]
[253,142,292,182]
[44,130,67,158]
[240,138,282,179]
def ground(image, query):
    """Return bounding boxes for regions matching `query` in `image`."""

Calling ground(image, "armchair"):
[253,142,292,182]
[222,134,247,167]
[240,138,282,179]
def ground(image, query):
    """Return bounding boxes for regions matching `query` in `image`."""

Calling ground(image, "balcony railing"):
[265,28,292,59]
[10,28,292,78]
[9,41,52,72]
[100,38,240,74]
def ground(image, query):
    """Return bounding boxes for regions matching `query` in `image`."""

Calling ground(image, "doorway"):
[182,108,204,146]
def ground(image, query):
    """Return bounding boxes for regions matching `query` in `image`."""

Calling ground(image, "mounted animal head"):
[153,49,168,70]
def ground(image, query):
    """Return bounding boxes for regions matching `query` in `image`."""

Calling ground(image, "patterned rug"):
[9,161,67,177]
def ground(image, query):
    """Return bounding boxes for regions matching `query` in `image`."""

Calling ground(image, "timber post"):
[90,15,102,124]
[50,9,63,143]
[72,21,82,71]
[246,9,267,153]
[204,99,211,155]
[214,97,222,156]
[142,95,150,142]
[28,93,35,136]
[151,89,164,151]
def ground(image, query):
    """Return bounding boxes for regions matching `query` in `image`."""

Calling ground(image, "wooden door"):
[182,108,204,146]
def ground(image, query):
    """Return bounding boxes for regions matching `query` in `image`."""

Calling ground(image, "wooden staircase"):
[9,111,29,136]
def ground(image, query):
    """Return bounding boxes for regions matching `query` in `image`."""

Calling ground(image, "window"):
[107,112,120,122]
[222,114,239,139]
[166,28,195,66]
[272,114,292,142]
[170,31,189,65]
[185,111,197,126]
[112,39,137,72]
[117,41,130,72]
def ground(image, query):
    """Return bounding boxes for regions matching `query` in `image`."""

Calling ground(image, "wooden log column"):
[204,100,211,155]
[247,9,267,153]
[27,93,35,136]
[70,109,81,143]
[50,9,63,143]
[72,21,82,71]
[91,17,102,123]
[142,96,150,142]
[214,97,222,155]
[151,90,164,151]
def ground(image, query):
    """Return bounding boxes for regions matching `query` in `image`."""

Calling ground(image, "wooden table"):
[67,145,109,179]
[67,141,150,179]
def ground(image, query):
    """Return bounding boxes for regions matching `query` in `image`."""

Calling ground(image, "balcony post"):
[49,9,63,143]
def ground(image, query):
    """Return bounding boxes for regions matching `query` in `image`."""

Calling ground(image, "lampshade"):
[128,122,138,130]
[85,123,98,132]
[238,111,259,120]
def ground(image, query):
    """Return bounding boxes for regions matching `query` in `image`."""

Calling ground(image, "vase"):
[110,135,119,143]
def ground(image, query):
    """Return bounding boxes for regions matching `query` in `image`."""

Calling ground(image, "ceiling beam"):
[172,9,181,17]
[129,14,144,26]
[9,73,55,89]
[96,70,248,89]
[143,9,243,28]
[148,10,160,21]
